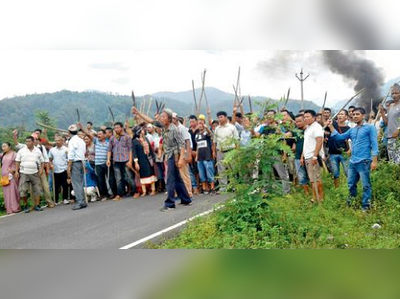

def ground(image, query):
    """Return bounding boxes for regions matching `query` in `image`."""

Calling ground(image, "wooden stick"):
[147,97,153,116]
[36,122,69,133]
[132,91,136,107]
[192,80,198,115]
[248,96,253,114]
[108,106,115,124]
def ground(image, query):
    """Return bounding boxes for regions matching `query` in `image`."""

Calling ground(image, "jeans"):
[347,160,372,209]
[95,164,109,197]
[113,162,130,197]
[197,160,215,183]
[189,164,198,189]
[125,166,137,194]
[294,159,309,186]
[164,156,192,208]
[330,154,348,179]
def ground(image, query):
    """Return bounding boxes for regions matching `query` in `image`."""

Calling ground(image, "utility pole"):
[295,68,310,110]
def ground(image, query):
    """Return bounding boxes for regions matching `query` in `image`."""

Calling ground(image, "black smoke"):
[322,51,385,112]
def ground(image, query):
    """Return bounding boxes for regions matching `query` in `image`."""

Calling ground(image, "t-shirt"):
[189,128,200,151]
[327,123,350,155]
[93,138,109,166]
[195,131,212,161]
[293,129,305,160]
[15,147,44,175]
[49,146,68,173]
[303,121,324,160]
[387,103,400,138]
[213,123,239,152]
[240,130,252,147]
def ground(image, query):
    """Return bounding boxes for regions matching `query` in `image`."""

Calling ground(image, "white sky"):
[1,0,399,107]
[0,50,399,107]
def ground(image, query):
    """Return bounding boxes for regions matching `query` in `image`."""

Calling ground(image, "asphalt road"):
[0,193,227,249]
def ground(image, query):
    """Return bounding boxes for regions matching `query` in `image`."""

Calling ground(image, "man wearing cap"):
[67,124,87,210]
[159,109,192,211]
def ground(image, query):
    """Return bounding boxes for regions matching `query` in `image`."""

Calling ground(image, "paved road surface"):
[0,193,227,249]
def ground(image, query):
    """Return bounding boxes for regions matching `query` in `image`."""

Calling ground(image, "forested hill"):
[0,89,321,130]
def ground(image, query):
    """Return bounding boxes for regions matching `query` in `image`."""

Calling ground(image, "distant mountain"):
[0,88,321,130]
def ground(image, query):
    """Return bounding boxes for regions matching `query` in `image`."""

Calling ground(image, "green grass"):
[152,163,400,249]
[0,188,6,216]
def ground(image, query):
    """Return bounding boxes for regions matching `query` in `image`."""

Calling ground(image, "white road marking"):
[119,205,223,249]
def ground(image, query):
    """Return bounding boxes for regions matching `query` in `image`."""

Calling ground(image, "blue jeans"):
[197,160,215,183]
[164,157,192,208]
[294,159,309,186]
[347,160,372,209]
[189,164,198,189]
[330,154,349,179]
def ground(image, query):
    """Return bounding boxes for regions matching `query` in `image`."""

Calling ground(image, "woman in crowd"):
[131,126,157,196]
[0,142,20,214]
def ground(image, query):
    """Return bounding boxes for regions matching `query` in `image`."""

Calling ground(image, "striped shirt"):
[93,138,109,166]
[163,123,185,160]
[108,133,132,162]
[15,147,44,175]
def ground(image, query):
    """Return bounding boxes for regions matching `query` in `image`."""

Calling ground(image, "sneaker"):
[72,204,87,211]
[160,206,175,212]
[24,205,31,213]
[34,205,43,212]
[90,197,98,203]
[63,199,70,205]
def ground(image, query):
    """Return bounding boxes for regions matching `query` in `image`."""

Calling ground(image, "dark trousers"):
[113,162,130,196]
[164,156,192,208]
[107,164,118,196]
[95,164,109,197]
[54,171,69,203]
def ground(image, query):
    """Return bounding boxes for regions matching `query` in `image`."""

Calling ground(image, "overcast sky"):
[0,50,399,107]
[1,0,399,107]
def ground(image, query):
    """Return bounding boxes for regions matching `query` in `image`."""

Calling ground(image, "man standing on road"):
[49,137,69,205]
[212,111,239,192]
[67,124,87,211]
[15,136,45,213]
[327,107,379,212]
[107,122,135,201]
[159,109,192,212]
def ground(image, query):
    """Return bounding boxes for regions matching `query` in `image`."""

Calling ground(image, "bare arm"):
[132,107,154,124]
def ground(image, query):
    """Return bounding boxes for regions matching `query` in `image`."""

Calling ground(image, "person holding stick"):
[380,83,400,164]
[67,124,87,211]
[302,110,325,203]
[326,107,379,212]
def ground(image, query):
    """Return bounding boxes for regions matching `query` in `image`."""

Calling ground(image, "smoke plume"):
[322,50,385,112]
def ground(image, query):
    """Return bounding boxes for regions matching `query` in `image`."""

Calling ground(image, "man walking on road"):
[67,124,87,211]
[159,109,192,212]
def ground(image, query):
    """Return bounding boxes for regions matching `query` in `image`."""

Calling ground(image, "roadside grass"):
[152,162,400,249]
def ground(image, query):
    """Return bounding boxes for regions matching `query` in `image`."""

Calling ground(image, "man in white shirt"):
[67,124,87,210]
[302,110,325,203]
[49,137,69,205]
[13,130,55,208]
[15,136,45,213]
[212,111,239,192]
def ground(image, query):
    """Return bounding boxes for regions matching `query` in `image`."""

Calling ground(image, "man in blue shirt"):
[327,107,379,211]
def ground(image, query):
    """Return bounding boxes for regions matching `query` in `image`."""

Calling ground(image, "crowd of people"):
[1,83,400,215]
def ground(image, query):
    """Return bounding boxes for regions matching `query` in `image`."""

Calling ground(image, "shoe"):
[179,201,193,207]
[90,197,98,203]
[47,203,56,208]
[72,204,87,211]
[160,206,175,212]
[113,196,122,202]
[24,205,31,213]
[34,205,43,212]
[203,191,209,195]
[101,197,108,202]
[63,199,70,205]
[108,195,116,200]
